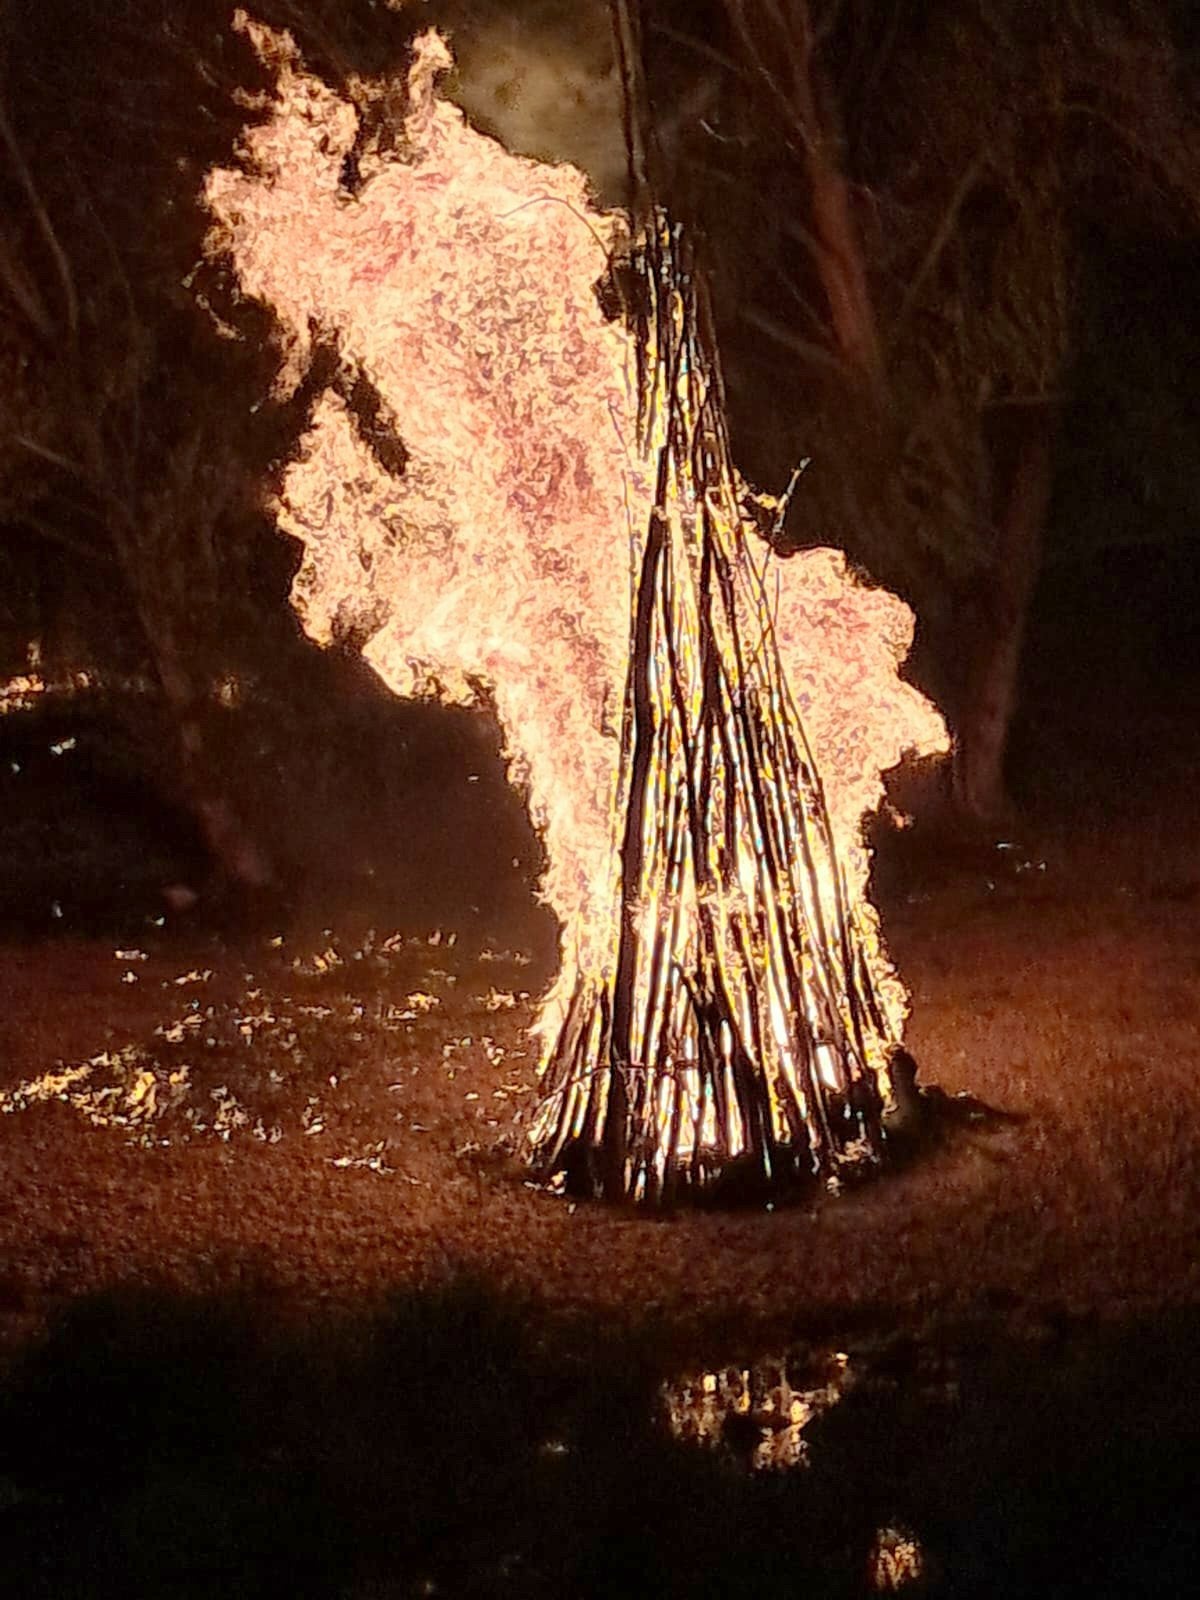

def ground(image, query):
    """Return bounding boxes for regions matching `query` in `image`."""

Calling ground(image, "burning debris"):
[0,927,525,1166]
[203,21,945,1202]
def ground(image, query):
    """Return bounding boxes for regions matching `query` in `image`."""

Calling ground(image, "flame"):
[202,21,946,1199]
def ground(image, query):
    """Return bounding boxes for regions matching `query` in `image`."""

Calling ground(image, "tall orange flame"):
[203,19,946,1200]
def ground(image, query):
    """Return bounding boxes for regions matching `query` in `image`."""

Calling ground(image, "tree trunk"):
[149,625,275,892]
[952,409,1057,820]
[722,0,885,399]
[807,140,884,395]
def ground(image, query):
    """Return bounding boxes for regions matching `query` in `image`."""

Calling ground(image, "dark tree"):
[622,0,1200,818]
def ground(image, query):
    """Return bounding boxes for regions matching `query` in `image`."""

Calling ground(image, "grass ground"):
[0,553,1197,1593]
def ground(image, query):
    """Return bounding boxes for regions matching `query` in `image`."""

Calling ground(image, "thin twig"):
[0,96,79,337]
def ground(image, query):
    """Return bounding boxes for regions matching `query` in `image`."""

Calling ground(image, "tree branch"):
[0,96,79,337]
[0,232,55,338]
[890,153,985,349]
[741,303,856,378]
[18,510,113,566]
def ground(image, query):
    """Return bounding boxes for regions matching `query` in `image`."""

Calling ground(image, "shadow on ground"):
[0,1276,1196,1597]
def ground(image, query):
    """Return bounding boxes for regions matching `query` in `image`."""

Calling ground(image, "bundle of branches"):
[528,221,898,1205]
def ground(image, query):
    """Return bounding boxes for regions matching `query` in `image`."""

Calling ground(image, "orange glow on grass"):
[203,21,946,1200]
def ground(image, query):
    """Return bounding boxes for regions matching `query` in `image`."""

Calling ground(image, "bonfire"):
[203,17,946,1202]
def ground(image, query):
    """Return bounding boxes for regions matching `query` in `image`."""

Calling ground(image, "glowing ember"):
[203,20,946,1200]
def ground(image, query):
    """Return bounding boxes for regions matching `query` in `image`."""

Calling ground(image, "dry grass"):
[0,658,1197,1593]
[1,741,1198,1367]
